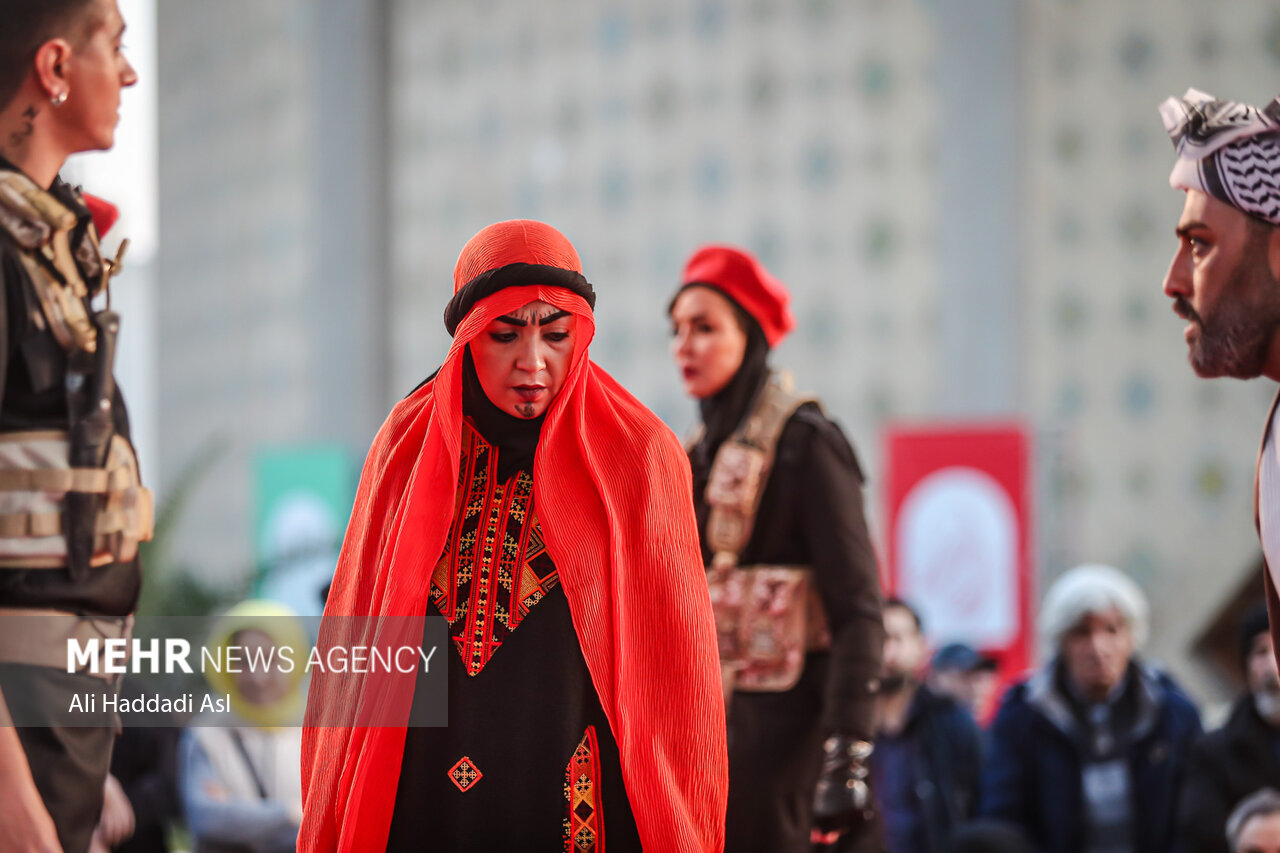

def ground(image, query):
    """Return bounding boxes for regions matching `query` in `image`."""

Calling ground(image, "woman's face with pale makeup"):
[669,286,748,400]
[470,299,576,418]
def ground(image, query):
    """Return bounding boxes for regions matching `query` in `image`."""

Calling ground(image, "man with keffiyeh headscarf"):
[1159,88,1280,673]
[299,220,728,852]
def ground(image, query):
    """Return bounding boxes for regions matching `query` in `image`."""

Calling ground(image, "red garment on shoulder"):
[81,192,118,237]
[300,284,728,852]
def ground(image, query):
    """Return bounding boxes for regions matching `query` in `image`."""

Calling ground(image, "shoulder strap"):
[0,174,97,353]
[11,251,96,351]
[704,370,818,568]
[227,728,271,800]
[0,172,68,250]
[738,370,818,449]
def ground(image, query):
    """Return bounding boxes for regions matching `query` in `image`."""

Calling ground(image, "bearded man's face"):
[1163,190,1280,378]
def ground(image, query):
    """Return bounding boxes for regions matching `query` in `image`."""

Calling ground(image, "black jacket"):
[872,686,983,853]
[1176,694,1280,853]
[693,402,885,739]
[980,663,1203,853]
[692,402,885,853]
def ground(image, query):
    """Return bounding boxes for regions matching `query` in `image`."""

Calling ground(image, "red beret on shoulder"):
[81,192,119,237]
[680,244,795,347]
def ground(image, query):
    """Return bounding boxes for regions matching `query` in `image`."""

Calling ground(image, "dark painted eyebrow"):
[496,310,571,328]
[1175,221,1209,238]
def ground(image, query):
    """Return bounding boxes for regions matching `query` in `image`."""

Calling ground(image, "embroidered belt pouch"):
[708,563,829,693]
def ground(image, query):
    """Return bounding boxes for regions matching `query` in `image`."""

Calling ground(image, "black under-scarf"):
[680,286,772,490]
[461,348,545,483]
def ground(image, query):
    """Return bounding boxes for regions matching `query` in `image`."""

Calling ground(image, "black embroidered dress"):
[386,369,641,853]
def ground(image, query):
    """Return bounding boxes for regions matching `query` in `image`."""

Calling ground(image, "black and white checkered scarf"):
[1160,88,1280,225]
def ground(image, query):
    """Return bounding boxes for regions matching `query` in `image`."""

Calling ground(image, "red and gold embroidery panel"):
[564,726,603,852]
[430,423,560,676]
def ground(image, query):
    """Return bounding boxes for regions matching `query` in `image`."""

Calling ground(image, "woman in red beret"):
[669,245,885,852]
[301,221,727,852]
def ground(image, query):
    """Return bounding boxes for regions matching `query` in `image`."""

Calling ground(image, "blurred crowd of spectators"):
[97,565,1280,853]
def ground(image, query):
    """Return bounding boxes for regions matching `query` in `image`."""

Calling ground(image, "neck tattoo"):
[6,104,38,150]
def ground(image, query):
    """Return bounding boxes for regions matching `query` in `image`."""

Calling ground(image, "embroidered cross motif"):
[448,756,482,792]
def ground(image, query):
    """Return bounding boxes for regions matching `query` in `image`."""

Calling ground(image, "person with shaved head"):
[0,2,142,851]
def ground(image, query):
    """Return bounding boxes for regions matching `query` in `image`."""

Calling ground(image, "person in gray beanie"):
[980,564,1202,853]
[1227,789,1280,853]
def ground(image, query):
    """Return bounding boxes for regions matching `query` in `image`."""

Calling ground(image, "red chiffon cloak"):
[300,282,728,851]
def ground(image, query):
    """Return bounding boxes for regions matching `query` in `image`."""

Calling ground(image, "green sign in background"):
[253,446,355,617]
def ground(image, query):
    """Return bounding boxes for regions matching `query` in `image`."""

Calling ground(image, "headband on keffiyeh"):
[1160,88,1280,225]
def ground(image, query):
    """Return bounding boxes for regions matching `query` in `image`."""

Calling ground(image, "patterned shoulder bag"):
[702,370,831,701]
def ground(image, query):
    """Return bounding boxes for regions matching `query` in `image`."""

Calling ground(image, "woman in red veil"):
[300,220,728,852]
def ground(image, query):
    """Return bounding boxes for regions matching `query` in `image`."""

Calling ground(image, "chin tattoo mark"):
[516,403,536,418]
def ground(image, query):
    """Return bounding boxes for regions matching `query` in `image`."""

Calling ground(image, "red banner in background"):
[884,424,1034,717]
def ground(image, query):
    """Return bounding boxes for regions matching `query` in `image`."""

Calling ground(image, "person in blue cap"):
[928,642,999,724]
